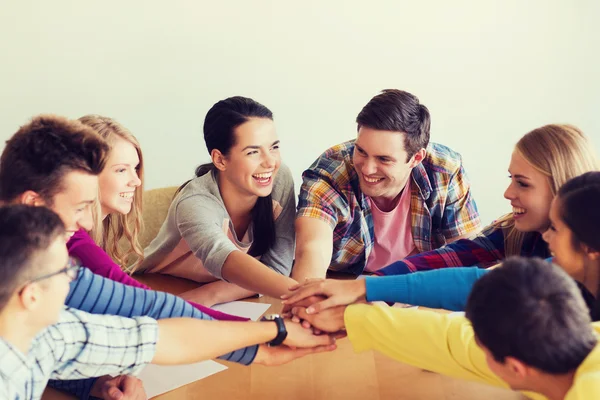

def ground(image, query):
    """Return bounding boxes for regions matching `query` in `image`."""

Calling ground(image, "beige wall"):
[0,0,598,225]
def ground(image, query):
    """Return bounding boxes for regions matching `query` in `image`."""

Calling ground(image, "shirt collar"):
[410,162,432,200]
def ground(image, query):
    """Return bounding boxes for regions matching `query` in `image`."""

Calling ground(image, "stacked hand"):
[279,278,367,333]
[90,374,147,400]
[254,318,338,366]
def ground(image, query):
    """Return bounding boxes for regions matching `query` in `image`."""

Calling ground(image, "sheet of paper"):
[138,360,228,398]
[212,301,271,321]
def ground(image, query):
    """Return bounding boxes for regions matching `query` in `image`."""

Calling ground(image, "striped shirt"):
[297,140,481,275]
[49,267,257,398]
[0,307,157,400]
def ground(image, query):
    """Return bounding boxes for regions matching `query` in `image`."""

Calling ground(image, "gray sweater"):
[140,164,295,280]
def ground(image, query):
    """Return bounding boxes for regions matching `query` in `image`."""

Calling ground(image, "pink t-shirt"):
[365,181,416,272]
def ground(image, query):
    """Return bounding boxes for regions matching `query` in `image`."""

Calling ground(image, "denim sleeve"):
[365,267,489,311]
[48,268,258,399]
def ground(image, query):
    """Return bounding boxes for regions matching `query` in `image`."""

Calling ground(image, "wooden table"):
[45,274,526,400]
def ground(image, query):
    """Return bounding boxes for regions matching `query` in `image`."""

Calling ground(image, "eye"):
[271,144,280,151]
[517,181,529,188]
[549,224,557,232]
[246,150,259,156]
[378,157,391,163]
[355,147,366,156]
[116,168,126,173]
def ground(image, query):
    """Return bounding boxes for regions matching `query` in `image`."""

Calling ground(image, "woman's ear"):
[211,149,227,172]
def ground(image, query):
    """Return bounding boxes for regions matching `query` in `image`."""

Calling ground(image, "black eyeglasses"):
[19,257,81,293]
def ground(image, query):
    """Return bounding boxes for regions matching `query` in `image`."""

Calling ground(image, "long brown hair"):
[494,124,598,256]
[78,115,144,269]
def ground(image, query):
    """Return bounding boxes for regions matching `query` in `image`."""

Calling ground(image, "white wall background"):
[1,0,599,225]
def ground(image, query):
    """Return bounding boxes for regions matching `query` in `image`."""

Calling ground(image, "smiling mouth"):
[120,192,134,199]
[363,175,384,184]
[512,206,526,216]
[253,172,273,185]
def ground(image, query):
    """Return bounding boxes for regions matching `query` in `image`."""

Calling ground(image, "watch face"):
[262,314,280,321]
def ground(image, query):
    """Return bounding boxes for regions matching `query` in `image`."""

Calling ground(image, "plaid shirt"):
[297,140,481,275]
[0,307,157,400]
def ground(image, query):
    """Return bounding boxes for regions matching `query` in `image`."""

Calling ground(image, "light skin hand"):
[179,280,257,307]
[281,278,366,313]
[89,375,147,400]
[252,343,337,366]
[281,319,336,348]
[291,306,348,333]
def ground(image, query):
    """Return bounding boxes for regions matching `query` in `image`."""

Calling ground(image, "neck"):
[217,173,257,219]
[528,371,576,400]
[371,177,411,212]
[0,308,40,354]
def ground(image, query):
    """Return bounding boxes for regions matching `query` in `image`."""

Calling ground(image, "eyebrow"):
[241,140,280,152]
[511,174,531,180]
[76,200,95,206]
[355,144,396,160]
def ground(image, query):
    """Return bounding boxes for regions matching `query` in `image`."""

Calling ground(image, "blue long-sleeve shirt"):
[365,260,597,319]
[365,267,487,311]
[49,267,258,398]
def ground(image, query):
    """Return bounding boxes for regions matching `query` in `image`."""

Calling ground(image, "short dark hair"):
[0,205,66,311]
[0,115,110,204]
[465,257,597,374]
[356,89,430,160]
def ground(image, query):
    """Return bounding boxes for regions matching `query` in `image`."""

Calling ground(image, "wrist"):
[353,279,367,301]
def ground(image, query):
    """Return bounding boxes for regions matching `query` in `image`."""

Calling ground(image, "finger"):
[106,386,124,400]
[281,286,323,305]
[121,376,141,395]
[292,343,337,358]
[301,320,312,329]
[332,331,348,340]
[305,297,342,314]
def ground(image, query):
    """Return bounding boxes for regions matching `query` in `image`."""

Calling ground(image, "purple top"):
[67,229,246,321]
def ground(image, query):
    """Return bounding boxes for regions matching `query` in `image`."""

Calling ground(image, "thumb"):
[106,386,124,400]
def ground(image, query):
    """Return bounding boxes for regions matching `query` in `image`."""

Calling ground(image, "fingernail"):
[306,307,314,314]
[280,294,289,299]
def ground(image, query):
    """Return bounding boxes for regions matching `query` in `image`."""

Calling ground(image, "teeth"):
[253,173,272,179]
[120,192,134,199]
[512,207,526,214]
[364,176,383,183]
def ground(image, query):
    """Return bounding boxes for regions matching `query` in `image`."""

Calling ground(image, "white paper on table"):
[212,301,271,321]
[138,360,227,398]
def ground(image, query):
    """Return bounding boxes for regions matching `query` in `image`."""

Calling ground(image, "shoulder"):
[66,229,94,248]
[303,139,357,186]
[422,142,465,176]
[174,173,225,213]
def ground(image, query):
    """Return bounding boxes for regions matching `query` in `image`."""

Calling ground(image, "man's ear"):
[18,283,42,311]
[211,149,227,172]
[408,148,426,168]
[504,356,530,380]
[17,191,45,207]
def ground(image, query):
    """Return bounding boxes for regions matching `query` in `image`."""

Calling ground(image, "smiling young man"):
[291,257,600,400]
[0,115,331,399]
[0,205,336,400]
[292,89,481,279]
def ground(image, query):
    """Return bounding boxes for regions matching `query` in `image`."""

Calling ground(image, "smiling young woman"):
[137,96,298,306]
[377,124,599,275]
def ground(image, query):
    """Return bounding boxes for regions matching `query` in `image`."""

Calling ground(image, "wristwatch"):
[261,314,288,346]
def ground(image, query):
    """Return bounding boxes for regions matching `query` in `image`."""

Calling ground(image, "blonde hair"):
[78,115,144,269]
[495,124,599,256]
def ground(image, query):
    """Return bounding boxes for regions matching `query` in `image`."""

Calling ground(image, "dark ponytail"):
[178,96,276,257]
[558,171,600,320]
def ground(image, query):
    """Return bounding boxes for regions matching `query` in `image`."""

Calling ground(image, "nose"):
[78,205,94,231]
[503,181,516,200]
[361,158,377,176]
[541,228,551,243]
[262,151,278,168]
[129,169,142,187]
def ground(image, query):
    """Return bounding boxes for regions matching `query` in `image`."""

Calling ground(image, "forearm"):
[153,319,277,365]
[292,242,331,281]
[180,280,257,307]
[221,251,296,298]
[344,305,505,387]
[365,268,488,311]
